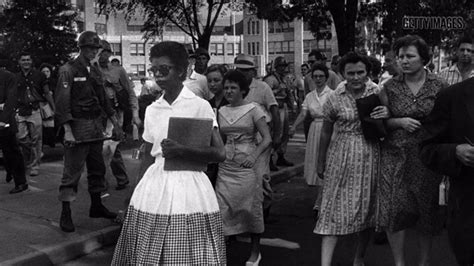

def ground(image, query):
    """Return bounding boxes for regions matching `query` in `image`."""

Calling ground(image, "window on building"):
[130,64,145,77]
[268,42,275,54]
[110,43,121,56]
[256,42,260,55]
[269,22,275,33]
[274,42,282,54]
[209,43,217,55]
[247,42,251,55]
[227,43,234,55]
[256,21,260,35]
[94,23,107,35]
[93,0,101,14]
[282,41,288,53]
[251,42,255,55]
[216,43,224,55]
[247,20,252,35]
[130,43,145,56]
[127,25,143,32]
[289,41,294,52]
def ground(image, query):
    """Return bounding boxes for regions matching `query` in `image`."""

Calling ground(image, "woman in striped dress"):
[314,53,389,266]
[112,41,227,265]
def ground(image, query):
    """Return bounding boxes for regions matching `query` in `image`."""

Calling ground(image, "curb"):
[2,226,121,266]
[3,164,303,265]
[270,163,304,186]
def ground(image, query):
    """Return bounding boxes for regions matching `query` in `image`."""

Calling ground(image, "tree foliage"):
[0,0,78,68]
[97,0,233,50]
[360,0,474,53]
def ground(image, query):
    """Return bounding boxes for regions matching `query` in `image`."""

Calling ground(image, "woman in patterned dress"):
[290,63,332,213]
[314,52,389,266]
[215,70,272,265]
[112,41,227,265]
[377,35,447,266]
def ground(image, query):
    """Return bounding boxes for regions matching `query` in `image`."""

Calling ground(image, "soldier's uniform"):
[55,49,116,202]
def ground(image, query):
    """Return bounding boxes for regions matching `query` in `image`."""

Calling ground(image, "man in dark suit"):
[420,77,474,266]
[0,67,28,194]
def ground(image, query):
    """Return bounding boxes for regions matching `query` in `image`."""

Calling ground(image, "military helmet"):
[274,56,289,67]
[99,40,112,52]
[78,31,101,48]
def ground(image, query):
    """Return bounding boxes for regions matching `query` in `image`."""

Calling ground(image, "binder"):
[163,117,214,171]
[355,94,387,141]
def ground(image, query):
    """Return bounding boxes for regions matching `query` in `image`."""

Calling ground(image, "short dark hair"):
[393,35,430,65]
[150,41,189,81]
[310,63,329,79]
[338,52,372,74]
[205,64,228,77]
[223,70,250,97]
[39,63,53,73]
[366,56,382,78]
[457,34,473,48]
[140,77,147,83]
[18,51,32,60]
[308,50,326,60]
[111,58,120,64]
[301,63,309,69]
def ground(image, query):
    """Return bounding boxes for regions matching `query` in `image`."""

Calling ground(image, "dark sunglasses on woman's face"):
[150,65,175,77]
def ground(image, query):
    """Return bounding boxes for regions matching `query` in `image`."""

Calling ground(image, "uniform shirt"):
[264,73,289,102]
[55,55,115,126]
[438,64,474,85]
[245,78,278,123]
[16,69,48,116]
[142,86,217,157]
[184,70,213,100]
[99,63,139,117]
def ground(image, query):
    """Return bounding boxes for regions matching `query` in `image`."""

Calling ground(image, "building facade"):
[70,0,243,79]
[243,8,338,77]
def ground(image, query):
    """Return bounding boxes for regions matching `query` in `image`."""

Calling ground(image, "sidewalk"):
[0,134,306,265]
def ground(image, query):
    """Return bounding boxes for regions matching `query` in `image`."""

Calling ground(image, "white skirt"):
[112,157,226,265]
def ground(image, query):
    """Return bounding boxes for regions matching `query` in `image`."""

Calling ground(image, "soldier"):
[97,40,140,190]
[55,31,123,232]
[0,64,28,194]
[264,56,295,168]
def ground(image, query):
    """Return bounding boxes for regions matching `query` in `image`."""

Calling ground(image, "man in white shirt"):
[439,35,474,85]
[184,48,213,100]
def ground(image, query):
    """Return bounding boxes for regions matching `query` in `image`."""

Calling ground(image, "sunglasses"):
[149,65,175,77]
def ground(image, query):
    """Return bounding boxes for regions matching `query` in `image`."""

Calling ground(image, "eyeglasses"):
[313,75,326,79]
[149,65,175,77]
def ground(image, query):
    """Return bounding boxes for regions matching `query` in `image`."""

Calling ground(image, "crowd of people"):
[0,29,473,266]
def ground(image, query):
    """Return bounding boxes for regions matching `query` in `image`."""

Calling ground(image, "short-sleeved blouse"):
[142,86,218,157]
[301,85,332,119]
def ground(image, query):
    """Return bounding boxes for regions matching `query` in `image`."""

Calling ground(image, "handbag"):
[355,94,387,141]
[39,102,54,120]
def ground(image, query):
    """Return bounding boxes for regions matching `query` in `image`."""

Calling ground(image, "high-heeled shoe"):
[245,253,261,266]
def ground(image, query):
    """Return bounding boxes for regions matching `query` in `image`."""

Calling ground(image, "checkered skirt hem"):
[112,207,226,265]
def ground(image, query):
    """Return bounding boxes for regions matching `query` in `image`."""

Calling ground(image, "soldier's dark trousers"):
[59,141,107,202]
[0,132,26,186]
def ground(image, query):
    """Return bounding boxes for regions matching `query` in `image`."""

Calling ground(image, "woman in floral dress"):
[377,35,447,266]
[315,52,389,266]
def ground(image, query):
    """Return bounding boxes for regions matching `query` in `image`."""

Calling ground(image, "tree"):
[97,0,237,50]
[360,0,474,53]
[0,0,78,68]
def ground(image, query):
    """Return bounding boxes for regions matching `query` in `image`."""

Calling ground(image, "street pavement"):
[0,133,458,266]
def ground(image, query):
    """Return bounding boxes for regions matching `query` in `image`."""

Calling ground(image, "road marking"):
[236,236,300,249]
